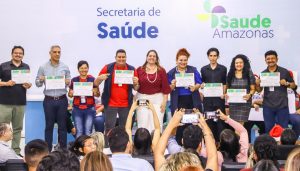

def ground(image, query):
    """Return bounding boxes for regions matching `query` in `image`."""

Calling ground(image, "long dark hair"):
[133,128,152,155]
[219,129,240,162]
[141,49,162,70]
[227,54,252,88]
[69,135,92,156]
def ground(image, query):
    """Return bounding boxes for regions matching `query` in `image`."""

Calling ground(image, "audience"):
[217,109,249,163]
[125,100,160,155]
[0,123,21,163]
[24,139,49,171]
[80,151,113,171]
[241,134,280,171]
[90,132,105,152]
[108,126,154,171]
[167,124,208,167]
[36,149,80,171]
[154,109,218,171]
[159,152,202,171]
[252,159,279,171]
[280,128,297,145]
[285,147,300,171]
[69,135,96,159]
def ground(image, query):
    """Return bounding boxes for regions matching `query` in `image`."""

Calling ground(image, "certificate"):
[248,108,264,121]
[203,83,223,97]
[227,89,247,103]
[114,70,134,84]
[73,82,93,96]
[260,72,280,87]
[175,73,195,87]
[45,76,65,90]
[11,70,30,84]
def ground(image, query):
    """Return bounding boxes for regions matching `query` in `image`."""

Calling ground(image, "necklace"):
[146,69,158,83]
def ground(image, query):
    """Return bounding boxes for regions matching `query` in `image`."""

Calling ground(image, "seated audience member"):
[154,109,218,171]
[69,135,96,159]
[108,126,154,171]
[36,149,80,171]
[160,152,202,171]
[285,147,300,171]
[125,100,160,155]
[252,159,279,171]
[0,123,21,163]
[24,139,49,171]
[217,109,249,162]
[90,132,105,152]
[80,151,113,171]
[167,124,210,168]
[241,134,280,171]
[280,128,297,145]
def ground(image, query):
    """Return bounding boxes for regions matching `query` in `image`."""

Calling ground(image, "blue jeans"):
[94,115,105,133]
[289,113,300,138]
[263,106,289,133]
[72,107,96,138]
[43,97,68,151]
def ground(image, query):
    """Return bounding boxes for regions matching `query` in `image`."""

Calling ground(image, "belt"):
[45,95,66,101]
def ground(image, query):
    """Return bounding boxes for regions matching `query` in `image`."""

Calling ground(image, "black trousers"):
[43,96,68,151]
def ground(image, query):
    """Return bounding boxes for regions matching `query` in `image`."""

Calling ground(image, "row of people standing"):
[0,45,296,153]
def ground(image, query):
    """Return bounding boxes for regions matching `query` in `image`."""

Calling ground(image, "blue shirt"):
[167,67,202,96]
[35,60,71,96]
[110,153,154,171]
[0,141,21,163]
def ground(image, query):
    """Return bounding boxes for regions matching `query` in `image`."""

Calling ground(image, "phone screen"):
[181,114,199,124]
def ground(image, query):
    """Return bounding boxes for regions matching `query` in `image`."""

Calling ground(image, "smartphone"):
[204,111,219,121]
[137,99,149,106]
[181,109,199,124]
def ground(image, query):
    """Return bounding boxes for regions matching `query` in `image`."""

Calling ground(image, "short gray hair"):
[0,123,9,137]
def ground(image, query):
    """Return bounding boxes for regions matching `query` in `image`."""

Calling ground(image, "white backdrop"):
[0,0,299,98]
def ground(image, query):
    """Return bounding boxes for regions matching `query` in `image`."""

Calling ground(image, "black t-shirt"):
[200,64,227,111]
[0,61,30,105]
[262,66,294,109]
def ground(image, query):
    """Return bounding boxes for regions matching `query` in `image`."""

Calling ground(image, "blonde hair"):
[285,147,300,171]
[80,151,112,171]
[90,132,105,152]
[159,152,202,171]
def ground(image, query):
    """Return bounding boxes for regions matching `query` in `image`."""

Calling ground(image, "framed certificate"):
[227,89,247,103]
[175,73,195,87]
[11,69,30,84]
[45,76,65,90]
[203,83,223,97]
[260,72,280,87]
[114,70,134,84]
[73,82,93,96]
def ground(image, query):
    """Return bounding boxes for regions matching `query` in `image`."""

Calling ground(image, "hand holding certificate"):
[260,72,280,87]
[73,82,93,96]
[114,70,134,85]
[175,73,195,87]
[11,69,30,84]
[203,83,223,97]
[227,89,247,103]
[45,76,65,90]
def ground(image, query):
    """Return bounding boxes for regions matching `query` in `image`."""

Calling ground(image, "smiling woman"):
[136,50,171,132]
[167,48,202,145]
